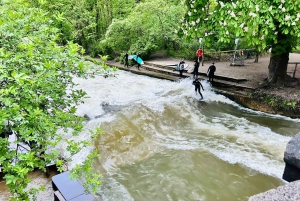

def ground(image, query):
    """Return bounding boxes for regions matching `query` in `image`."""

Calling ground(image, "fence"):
[203,49,256,63]
[204,51,299,79]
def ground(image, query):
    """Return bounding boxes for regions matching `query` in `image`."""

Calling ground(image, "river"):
[1,70,300,201]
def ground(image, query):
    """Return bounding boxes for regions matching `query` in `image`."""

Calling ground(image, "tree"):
[0,1,115,199]
[179,0,300,86]
[27,0,136,56]
[101,0,184,57]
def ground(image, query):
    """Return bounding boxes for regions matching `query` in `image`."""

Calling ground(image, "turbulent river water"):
[1,70,300,201]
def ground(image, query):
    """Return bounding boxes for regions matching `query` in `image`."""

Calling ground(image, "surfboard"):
[132,55,144,64]
[187,66,195,73]
[174,63,189,71]
[128,55,144,64]
[128,55,134,59]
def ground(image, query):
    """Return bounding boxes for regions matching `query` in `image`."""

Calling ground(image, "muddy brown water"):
[1,69,300,201]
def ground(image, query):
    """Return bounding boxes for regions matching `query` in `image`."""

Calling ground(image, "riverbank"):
[106,53,300,118]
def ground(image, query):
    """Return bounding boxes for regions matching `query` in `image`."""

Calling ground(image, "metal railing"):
[203,49,256,62]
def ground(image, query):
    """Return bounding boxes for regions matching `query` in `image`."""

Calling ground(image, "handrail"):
[204,49,255,54]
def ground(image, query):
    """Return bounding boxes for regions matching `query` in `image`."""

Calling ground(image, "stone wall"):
[283,133,300,182]
[249,180,300,201]
[249,133,300,200]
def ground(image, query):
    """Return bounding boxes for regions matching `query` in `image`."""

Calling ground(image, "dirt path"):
[148,53,300,89]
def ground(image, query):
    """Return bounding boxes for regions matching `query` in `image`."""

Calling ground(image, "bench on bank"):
[52,171,97,201]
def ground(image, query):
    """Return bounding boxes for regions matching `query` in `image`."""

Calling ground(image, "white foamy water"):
[65,70,300,200]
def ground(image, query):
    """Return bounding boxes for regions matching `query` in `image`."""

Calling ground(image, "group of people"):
[177,58,216,100]
[124,52,216,100]
[124,52,141,70]
[191,59,216,100]
[178,59,216,81]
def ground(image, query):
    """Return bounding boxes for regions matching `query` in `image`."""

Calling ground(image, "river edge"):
[142,53,300,119]
[103,57,300,119]
[213,87,300,119]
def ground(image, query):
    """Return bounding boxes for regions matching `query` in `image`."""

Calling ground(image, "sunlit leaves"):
[70,150,102,194]
[180,0,300,54]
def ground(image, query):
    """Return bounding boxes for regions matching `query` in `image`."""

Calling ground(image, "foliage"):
[100,0,184,58]
[179,0,300,52]
[251,91,298,111]
[0,1,114,199]
[27,0,136,55]
[293,45,300,53]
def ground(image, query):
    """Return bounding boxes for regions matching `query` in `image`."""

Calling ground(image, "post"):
[293,63,298,78]
[232,38,239,66]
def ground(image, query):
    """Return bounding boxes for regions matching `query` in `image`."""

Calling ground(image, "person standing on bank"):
[193,78,204,99]
[137,53,141,70]
[179,59,185,77]
[193,59,200,79]
[207,62,216,82]
[124,52,129,68]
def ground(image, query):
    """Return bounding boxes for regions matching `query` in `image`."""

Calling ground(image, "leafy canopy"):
[179,0,300,53]
[101,0,184,57]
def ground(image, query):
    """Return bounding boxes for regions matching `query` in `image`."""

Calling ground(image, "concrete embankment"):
[249,133,300,201]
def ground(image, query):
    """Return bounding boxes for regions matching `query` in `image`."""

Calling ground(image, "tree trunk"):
[267,31,291,86]
[254,51,259,63]
[95,7,100,39]
[267,50,289,85]
[254,46,259,63]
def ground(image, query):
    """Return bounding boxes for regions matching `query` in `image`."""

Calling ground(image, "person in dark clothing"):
[193,59,200,78]
[179,59,185,77]
[207,62,216,82]
[124,52,129,68]
[137,53,141,70]
[193,78,204,99]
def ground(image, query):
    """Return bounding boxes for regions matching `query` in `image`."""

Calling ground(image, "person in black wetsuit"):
[193,78,204,99]
[179,59,185,77]
[124,52,129,68]
[207,62,216,82]
[193,59,200,79]
[137,53,141,70]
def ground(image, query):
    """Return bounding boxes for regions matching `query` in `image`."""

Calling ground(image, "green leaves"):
[102,0,184,57]
[70,150,102,194]
[0,1,107,199]
[181,0,300,53]
[5,175,19,185]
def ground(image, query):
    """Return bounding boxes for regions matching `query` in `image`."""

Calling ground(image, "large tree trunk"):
[267,31,291,86]
[267,51,289,85]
